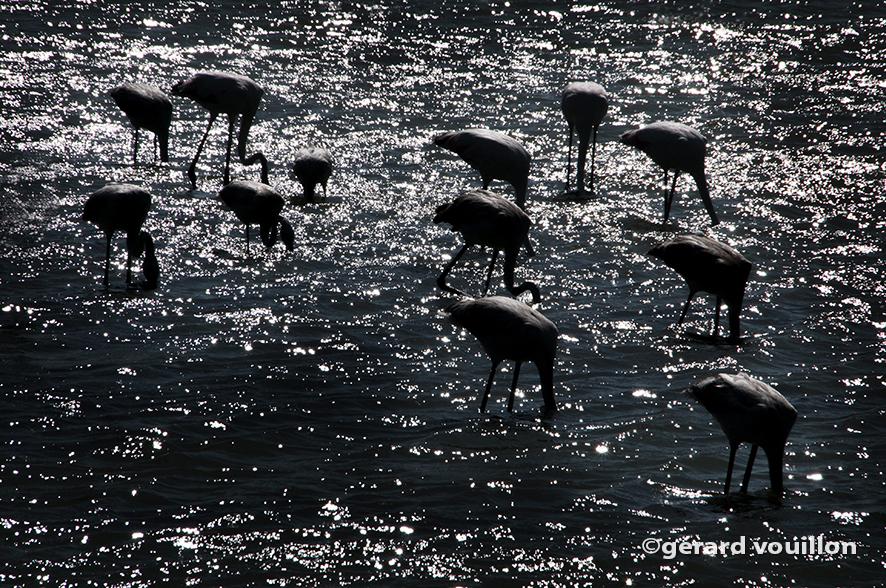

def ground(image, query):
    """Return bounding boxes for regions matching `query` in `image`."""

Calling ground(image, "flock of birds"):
[81,71,797,498]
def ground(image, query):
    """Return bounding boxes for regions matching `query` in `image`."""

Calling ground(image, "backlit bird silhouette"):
[434,129,531,209]
[110,83,172,164]
[82,184,153,289]
[291,147,333,202]
[620,121,720,225]
[446,296,558,415]
[217,180,294,255]
[433,190,540,303]
[171,71,269,187]
[686,373,797,496]
[561,82,608,195]
[648,234,751,343]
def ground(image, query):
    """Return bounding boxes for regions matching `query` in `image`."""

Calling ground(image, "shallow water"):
[1,1,884,585]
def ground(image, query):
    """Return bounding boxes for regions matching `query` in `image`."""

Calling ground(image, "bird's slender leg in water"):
[565,124,573,192]
[153,135,158,162]
[482,178,490,190]
[126,247,132,288]
[482,249,499,296]
[437,244,470,297]
[133,128,139,165]
[189,112,218,186]
[665,171,679,223]
[590,125,598,196]
[104,234,111,289]
[480,360,501,413]
[740,444,758,494]
[507,361,522,412]
[725,442,738,494]
[245,224,250,257]
[713,296,722,336]
[677,292,695,325]
[224,115,235,185]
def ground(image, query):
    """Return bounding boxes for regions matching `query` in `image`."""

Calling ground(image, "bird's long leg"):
[590,125,598,197]
[153,134,158,162]
[664,171,679,223]
[133,128,139,165]
[104,233,111,289]
[188,112,218,187]
[245,224,250,257]
[224,114,235,185]
[677,292,695,325]
[565,124,573,192]
[507,361,522,413]
[126,247,132,288]
[576,128,591,193]
[713,296,722,337]
[740,444,758,494]
[437,244,470,297]
[482,178,491,190]
[480,360,501,413]
[725,442,738,495]
[481,249,499,297]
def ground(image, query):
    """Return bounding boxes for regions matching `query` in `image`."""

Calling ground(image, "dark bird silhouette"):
[434,129,531,209]
[561,82,608,195]
[649,234,751,343]
[139,231,159,290]
[110,83,172,163]
[291,147,333,202]
[620,121,720,225]
[171,71,269,187]
[82,184,152,289]
[446,296,558,415]
[433,190,540,303]
[686,373,797,496]
[217,180,294,255]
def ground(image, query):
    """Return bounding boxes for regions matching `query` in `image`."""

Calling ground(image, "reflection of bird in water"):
[291,147,333,202]
[648,234,751,343]
[171,71,269,187]
[686,373,797,497]
[217,180,294,255]
[620,121,720,225]
[561,82,608,195]
[446,296,558,415]
[139,231,159,290]
[433,190,539,303]
[82,184,153,289]
[434,129,531,209]
[110,83,172,164]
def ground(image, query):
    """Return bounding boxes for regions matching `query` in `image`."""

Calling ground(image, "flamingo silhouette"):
[686,373,797,496]
[110,83,172,164]
[291,147,333,202]
[561,82,608,195]
[649,234,751,342]
[81,184,153,289]
[620,121,720,225]
[171,71,269,187]
[217,180,294,255]
[433,190,540,303]
[446,296,558,415]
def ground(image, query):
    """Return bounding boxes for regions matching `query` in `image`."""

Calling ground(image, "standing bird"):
[648,234,751,343]
[433,129,531,209]
[171,71,269,187]
[433,190,540,303]
[686,373,797,496]
[109,82,173,164]
[82,184,153,289]
[561,81,608,195]
[291,147,333,202]
[620,121,720,225]
[446,296,558,415]
[217,180,294,255]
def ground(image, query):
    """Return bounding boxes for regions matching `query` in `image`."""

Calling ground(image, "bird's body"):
[291,147,333,202]
[82,184,153,289]
[110,83,172,163]
[172,71,269,186]
[620,121,719,225]
[649,234,751,342]
[218,180,294,254]
[687,373,797,496]
[561,82,608,195]
[433,190,539,303]
[446,296,558,414]
[434,129,531,209]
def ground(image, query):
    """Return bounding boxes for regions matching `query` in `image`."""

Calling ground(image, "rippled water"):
[1,1,884,585]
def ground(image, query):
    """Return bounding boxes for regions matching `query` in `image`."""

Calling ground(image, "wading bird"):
[648,234,751,343]
[110,83,173,164]
[433,190,540,303]
[291,147,333,202]
[172,71,269,187]
[82,184,153,289]
[686,373,797,496]
[561,81,608,195]
[620,121,720,225]
[446,296,558,415]
[217,180,294,255]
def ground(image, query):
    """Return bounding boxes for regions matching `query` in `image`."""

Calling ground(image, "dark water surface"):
[1,1,884,585]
